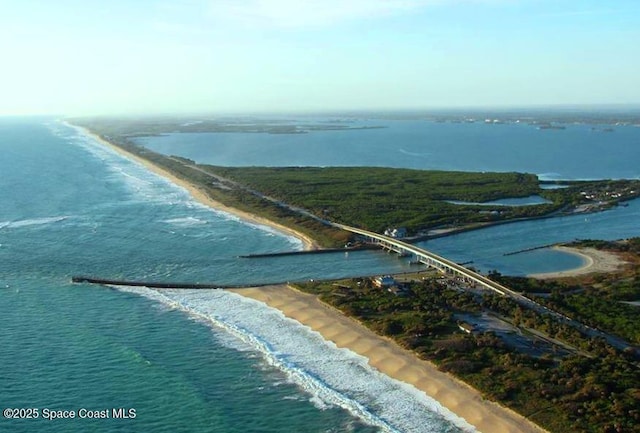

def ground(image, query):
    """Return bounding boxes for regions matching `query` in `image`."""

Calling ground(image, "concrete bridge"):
[334,223,640,356]
[334,223,528,300]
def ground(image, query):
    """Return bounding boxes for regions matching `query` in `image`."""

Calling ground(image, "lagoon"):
[136,117,640,275]
[137,119,640,180]
[3,116,639,433]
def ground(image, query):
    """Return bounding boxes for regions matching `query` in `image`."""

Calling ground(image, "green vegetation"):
[295,239,640,433]
[70,118,640,432]
[491,277,640,346]
[71,118,640,243]
[569,238,640,255]
[83,134,351,247]
[204,166,640,235]
[208,166,548,233]
[68,116,385,136]
[493,239,640,345]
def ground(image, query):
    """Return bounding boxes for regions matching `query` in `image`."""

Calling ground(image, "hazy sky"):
[1,0,639,115]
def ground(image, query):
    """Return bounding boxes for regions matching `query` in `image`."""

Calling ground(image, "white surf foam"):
[244,222,304,250]
[162,217,208,227]
[0,216,70,230]
[61,122,304,248]
[114,286,477,433]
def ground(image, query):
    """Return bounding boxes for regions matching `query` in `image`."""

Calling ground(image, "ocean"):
[2,116,639,432]
[1,119,471,433]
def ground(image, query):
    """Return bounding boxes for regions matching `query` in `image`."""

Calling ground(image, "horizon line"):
[3,103,640,119]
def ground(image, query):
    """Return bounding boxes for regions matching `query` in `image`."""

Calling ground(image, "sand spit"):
[529,246,626,279]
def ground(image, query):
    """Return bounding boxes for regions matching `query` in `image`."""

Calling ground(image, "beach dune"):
[230,285,548,433]
[76,123,549,433]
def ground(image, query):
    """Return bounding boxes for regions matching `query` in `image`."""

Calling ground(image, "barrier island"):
[69,117,640,433]
[291,238,640,433]
[70,117,640,247]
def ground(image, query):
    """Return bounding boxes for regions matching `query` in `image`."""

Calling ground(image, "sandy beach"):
[78,123,548,432]
[528,246,626,279]
[229,285,547,433]
[71,124,318,250]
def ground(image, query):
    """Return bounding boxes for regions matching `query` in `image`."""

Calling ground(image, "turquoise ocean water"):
[2,117,639,432]
[0,119,471,433]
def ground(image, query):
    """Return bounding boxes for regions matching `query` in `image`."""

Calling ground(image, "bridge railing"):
[335,223,519,297]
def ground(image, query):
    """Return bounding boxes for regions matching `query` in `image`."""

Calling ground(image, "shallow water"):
[2,117,639,433]
[0,119,474,433]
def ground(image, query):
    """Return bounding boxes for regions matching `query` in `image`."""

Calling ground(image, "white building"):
[384,227,408,238]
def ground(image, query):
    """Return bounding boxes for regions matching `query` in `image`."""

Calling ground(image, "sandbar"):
[228,284,548,433]
[528,246,626,279]
[69,123,318,250]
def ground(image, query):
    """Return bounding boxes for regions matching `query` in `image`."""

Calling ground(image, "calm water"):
[138,119,640,180]
[138,117,640,274]
[0,119,472,433]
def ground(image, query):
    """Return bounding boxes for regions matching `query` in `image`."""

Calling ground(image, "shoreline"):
[70,120,625,432]
[528,246,626,279]
[228,284,548,433]
[69,123,318,250]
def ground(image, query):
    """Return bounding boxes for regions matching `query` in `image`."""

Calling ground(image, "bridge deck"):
[335,224,521,298]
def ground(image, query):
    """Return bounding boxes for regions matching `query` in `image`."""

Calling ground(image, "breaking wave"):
[60,122,303,248]
[112,286,476,433]
[0,216,70,230]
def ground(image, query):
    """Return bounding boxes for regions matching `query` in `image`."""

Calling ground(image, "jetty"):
[71,276,273,290]
[239,244,377,258]
[503,243,560,256]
